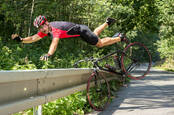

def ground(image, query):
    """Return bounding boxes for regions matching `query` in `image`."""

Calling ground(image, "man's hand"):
[40,54,52,61]
[11,34,23,42]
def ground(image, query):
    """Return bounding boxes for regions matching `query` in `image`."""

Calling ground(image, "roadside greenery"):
[0,0,173,70]
[154,59,174,72]
[155,0,174,67]
[0,0,173,114]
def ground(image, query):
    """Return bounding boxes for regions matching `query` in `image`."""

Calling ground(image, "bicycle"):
[74,34,152,111]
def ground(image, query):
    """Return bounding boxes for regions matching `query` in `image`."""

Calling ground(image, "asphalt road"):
[88,68,174,115]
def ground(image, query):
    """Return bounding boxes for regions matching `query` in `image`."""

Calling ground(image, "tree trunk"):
[28,0,35,36]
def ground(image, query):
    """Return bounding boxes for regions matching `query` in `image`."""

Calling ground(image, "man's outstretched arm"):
[11,34,42,43]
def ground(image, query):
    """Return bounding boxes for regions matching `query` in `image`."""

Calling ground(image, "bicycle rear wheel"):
[86,71,110,111]
[121,42,152,80]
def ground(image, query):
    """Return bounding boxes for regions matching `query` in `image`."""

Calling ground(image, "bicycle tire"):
[86,71,111,111]
[121,42,152,80]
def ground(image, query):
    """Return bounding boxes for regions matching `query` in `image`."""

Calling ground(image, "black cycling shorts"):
[67,24,99,45]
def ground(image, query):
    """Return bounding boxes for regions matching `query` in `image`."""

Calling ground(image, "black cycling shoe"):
[112,32,129,43]
[112,32,120,38]
[106,17,116,26]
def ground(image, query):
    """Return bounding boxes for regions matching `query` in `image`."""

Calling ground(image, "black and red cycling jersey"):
[37,21,80,39]
[37,21,99,45]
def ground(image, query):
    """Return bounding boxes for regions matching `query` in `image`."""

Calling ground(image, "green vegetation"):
[154,59,174,72]
[0,0,173,114]
[1,0,173,71]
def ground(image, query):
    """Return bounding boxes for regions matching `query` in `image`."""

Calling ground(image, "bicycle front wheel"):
[121,42,152,80]
[86,71,111,111]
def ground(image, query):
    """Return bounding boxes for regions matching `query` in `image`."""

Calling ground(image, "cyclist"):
[12,15,125,61]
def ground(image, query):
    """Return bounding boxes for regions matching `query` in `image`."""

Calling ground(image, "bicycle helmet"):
[33,15,47,28]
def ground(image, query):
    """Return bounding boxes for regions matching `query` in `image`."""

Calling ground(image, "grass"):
[155,66,174,72]
[153,59,174,72]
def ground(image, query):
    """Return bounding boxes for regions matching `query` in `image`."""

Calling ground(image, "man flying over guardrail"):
[12,15,126,61]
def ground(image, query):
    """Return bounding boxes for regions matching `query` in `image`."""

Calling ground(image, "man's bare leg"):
[93,17,120,47]
[96,37,121,48]
[93,22,108,36]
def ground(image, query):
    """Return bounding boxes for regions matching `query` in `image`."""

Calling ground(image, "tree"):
[156,0,174,62]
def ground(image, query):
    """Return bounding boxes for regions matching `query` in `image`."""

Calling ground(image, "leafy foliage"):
[42,92,89,115]
[155,0,174,61]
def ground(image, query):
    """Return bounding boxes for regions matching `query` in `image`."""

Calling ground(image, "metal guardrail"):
[0,69,119,115]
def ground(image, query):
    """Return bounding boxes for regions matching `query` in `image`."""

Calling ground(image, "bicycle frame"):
[93,42,131,75]
[93,49,123,75]
[74,42,129,76]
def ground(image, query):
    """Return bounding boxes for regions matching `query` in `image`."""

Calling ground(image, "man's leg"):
[93,17,116,36]
[96,37,121,48]
[93,18,121,48]
[93,23,108,36]
[79,17,119,47]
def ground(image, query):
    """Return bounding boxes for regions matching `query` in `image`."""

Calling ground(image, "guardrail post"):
[33,105,42,115]
[33,106,36,115]
[38,105,42,115]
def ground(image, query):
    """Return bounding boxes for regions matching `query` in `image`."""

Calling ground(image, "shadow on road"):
[98,69,174,115]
